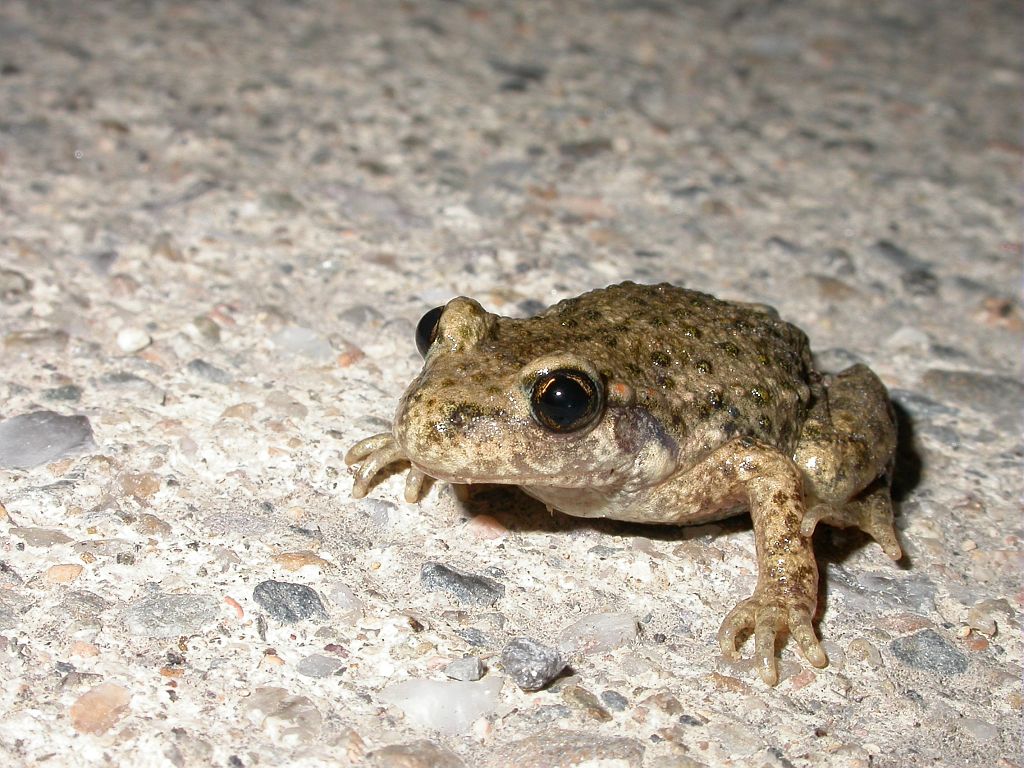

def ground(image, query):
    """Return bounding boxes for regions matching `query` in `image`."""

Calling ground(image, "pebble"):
[600,689,629,712]
[485,729,644,768]
[119,592,219,638]
[326,582,363,623]
[70,641,100,657]
[420,561,505,606]
[244,686,322,744]
[265,390,309,419]
[150,231,184,261]
[45,564,84,583]
[0,410,96,470]
[959,717,1000,743]
[272,551,330,572]
[558,611,638,655]
[561,684,612,721]
[252,579,327,623]
[454,628,490,647]
[9,527,73,547]
[186,358,232,384]
[116,327,152,353]
[189,315,222,343]
[84,249,118,274]
[500,637,567,691]
[70,682,131,734]
[466,514,508,540]
[99,372,164,404]
[378,676,503,734]
[60,589,112,625]
[4,328,69,353]
[0,267,31,300]
[367,740,467,768]
[884,326,931,351]
[271,326,334,361]
[444,656,485,682]
[966,598,1011,636]
[133,513,172,536]
[119,471,161,500]
[42,384,83,402]
[296,653,345,678]
[889,629,969,675]
[220,402,258,421]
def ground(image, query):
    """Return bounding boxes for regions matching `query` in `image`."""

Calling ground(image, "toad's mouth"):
[406,459,629,490]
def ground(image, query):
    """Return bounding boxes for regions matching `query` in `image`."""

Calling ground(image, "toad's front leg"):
[345,432,429,503]
[633,437,826,686]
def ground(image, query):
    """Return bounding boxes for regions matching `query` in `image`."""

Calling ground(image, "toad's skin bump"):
[346,281,901,685]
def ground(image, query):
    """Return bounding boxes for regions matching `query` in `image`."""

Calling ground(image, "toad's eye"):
[530,369,603,432]
[415,306,444,357]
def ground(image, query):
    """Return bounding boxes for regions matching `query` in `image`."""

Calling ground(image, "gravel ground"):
[0,1,1020,766]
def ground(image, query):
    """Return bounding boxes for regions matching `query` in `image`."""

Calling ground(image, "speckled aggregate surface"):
[0,1,1021,767]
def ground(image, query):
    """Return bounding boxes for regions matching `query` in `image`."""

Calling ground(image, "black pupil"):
[535,371,595,430]
[415,306,444,357]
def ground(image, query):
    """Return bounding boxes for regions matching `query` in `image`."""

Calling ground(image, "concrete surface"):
[0,1,1020,766]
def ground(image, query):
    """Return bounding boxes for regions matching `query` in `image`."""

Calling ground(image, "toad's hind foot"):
[718,594,828,686]
[801,480,902,561]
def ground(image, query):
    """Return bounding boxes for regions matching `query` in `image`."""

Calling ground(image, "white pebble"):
[117,327,152,353]
[378,676,502,734]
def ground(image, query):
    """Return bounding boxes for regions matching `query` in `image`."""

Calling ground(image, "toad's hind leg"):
[793,364,902,560]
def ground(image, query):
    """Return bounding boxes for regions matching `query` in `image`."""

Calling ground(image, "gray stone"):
[120,593,219,638]
[444,656,485,682]
[500,637,567,691]
[9,527,73,547]
[420,562,505,606]
[454,628,490,647]
[98,372,164,403]
[253,580,327,623]
[186,358,232,384]
[600,689,629,712]
[296,653,344,678]
[0,410,96,469]
[890,629,968,675]
[42,384,83,402]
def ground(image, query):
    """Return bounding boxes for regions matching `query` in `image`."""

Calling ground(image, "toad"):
[346,282,901,685]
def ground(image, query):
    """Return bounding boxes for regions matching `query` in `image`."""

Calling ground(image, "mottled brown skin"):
[347,282,901,685]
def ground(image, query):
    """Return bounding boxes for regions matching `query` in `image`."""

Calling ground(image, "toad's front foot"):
[717,591,827,686]
[345,433,427,502]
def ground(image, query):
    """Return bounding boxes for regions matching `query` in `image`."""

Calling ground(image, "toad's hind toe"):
[718,595,827,687]
[803,482,903,561]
